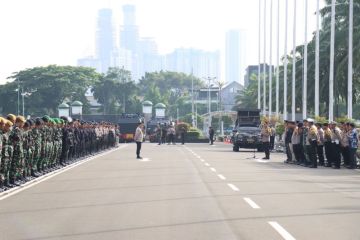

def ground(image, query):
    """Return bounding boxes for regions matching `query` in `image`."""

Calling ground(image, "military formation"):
[283,119,359,169]
[0,114,119,191]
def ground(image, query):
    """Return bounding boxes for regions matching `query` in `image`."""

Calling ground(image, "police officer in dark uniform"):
[307,119,318,168]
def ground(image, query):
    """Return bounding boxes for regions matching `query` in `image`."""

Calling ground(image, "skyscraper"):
[165,48,220,80]
[120,5,139,54]
[96,9,115,73]
[225,29,247,84]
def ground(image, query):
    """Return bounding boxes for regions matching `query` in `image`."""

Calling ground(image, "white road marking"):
[205,163,210,167]
[196,156,201,159]
[210,167,217,172]
[256,159,270,163]
[139,158,151,162]
[268,222,296,240]
[200,159,205,162]
[0,145,128,201]
[218,174,226,180]
[243,197,261,209]
[227,183,239,191]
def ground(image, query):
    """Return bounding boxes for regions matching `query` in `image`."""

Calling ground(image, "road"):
[1,142,360,240]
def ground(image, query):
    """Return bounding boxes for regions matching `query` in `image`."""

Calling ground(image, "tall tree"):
[0,65,100,116]
[92,67,139,114]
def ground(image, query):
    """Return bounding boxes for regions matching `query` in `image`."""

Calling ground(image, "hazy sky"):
[0,0,325,84]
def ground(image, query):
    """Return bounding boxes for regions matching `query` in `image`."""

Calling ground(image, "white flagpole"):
[292,0,297,121]
[303,0,308,120]
[315,0,320,117]
[276,0,280,118]
[269,0,273,118]
[258,0,262,110]
[348,0,353,119]
[284,0,289,120]
[263,0,267,115]
[329,0,335,121]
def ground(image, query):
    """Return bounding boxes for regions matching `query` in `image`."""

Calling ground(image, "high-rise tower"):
[96,8,115,73]
[225,29,247,84]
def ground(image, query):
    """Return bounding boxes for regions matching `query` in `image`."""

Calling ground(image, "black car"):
[232,125,262,152]
[232,108,262,152]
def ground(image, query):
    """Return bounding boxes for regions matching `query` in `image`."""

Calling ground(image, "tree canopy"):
[0,65,100,116]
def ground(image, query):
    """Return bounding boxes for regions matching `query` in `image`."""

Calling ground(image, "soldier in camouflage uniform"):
[22,120,34,179]
[1,120,14,188]
[32,118,42,176]
[0,118,4,190]
[0,115,119,190]
[9,116,26,185]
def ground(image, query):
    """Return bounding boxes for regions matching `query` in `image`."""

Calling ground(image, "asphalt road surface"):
[1,142,360,240]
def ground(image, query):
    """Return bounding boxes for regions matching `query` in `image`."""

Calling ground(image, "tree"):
[0,65,100,116]
[92,67,139,114]
[139,71,204,118]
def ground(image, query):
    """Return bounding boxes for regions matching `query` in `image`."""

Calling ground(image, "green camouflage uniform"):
[22,129,32,177]
[39,126,48,171]
[32,127,41,173]
[1,131,13,184]
[9,127,24,181]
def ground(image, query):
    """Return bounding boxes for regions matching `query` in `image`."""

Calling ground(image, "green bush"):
[276,123,285,137]
[187,130,200,139]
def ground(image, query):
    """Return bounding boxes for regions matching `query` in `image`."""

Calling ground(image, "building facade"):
[225,29,247,84]
[96,9,115,73]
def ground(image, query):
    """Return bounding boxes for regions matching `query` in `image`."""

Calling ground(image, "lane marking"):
[210,167,217,172]
[0,145,128,201]
[204,163,210,167]
[256,159,270,163]
[243,197,261,209]
[200,159,205,162]
[268,221,296,240]
[227,183,239,192]
[139,158,151,162]
[218,174,226,180]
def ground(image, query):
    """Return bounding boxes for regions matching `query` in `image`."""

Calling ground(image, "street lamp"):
[142,100,153,134]
[20,88,37,117]
[71,101,83,116]
[58,103,70,117]
[216,80,225,135]
[154,103,166,118]
[203,76,216,128]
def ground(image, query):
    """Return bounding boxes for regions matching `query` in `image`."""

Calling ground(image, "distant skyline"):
[0,0,324,84]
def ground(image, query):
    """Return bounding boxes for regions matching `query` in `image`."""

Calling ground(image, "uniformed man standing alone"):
[208,126,215,145]
[261,121,271,160]
[134,122,144,159]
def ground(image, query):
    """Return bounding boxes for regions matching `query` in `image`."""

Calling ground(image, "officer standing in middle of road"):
[179,126,186,145]
[261,121,271,160]
[208,126,215,145]
[134,122,144,159]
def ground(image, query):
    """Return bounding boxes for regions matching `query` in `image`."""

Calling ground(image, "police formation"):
[0,114,119,192]
[283,118,359,169]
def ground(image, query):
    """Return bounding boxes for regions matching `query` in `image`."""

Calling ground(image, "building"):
[221,81,244,111]
[225,29,247,84]
[120,5,139,53]
[96,9,115,73]
[244,64,275,87]
[165,48,220,80]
